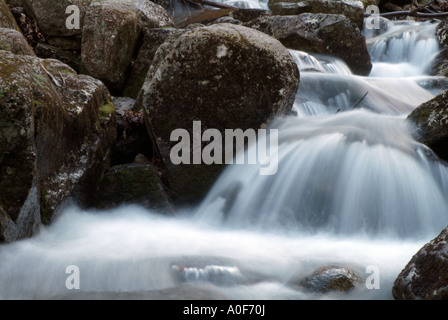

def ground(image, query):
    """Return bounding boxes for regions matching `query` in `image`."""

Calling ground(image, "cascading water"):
[1,18,448,300]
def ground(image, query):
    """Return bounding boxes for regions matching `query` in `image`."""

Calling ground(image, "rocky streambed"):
[1,0,448,300]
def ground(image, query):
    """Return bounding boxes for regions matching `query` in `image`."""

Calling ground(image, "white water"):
[1,19,448,300]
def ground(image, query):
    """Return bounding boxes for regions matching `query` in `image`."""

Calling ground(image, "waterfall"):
[195,20,448,239]
[1,19,448,300]
[196,110,448,237]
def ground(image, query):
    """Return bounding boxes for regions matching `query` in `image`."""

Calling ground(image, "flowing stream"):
[1,19,448,300]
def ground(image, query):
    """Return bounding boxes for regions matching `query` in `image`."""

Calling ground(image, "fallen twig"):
[352,92,368,109]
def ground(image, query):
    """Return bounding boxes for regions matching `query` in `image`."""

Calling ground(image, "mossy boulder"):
[139,23,300,203]
[0,28,35,56]
[0,50,116,242]
[90,162,173,212]
[393,226,448,300]
[407,90,448,161]
[246,13,372,76]
[268,0,365,30]
[0,0,20,31]
[81,0,174,95]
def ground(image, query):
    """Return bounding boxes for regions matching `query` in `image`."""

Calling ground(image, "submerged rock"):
[393,226,448,300]
[246,13,372,76]
[139,23,299,203]
[407,90,448,161]
[0,50,116,242]
[298,265,363,293]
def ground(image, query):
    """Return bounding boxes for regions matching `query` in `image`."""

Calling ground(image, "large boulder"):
[407,90,448,161]
[139,23,300,203]
[393,226,448,300]
[246,13,372,76]
[81,0,174,95]
[268,0,365,30]
[0,50,116,242]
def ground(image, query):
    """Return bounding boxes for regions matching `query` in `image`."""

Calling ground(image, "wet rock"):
[393,226,448,300]
[0,50,116,242]
[299,265,363,293]
[90,162,173,212]
[0,27,35,56]
[432,19,448,77]
[139,23,299,203]
[246,13,372,75]
[268,0,365,30]
[428,48,448,78]
[407,90,448,161]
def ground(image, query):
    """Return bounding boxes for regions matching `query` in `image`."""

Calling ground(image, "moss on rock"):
[0,49,116,242]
